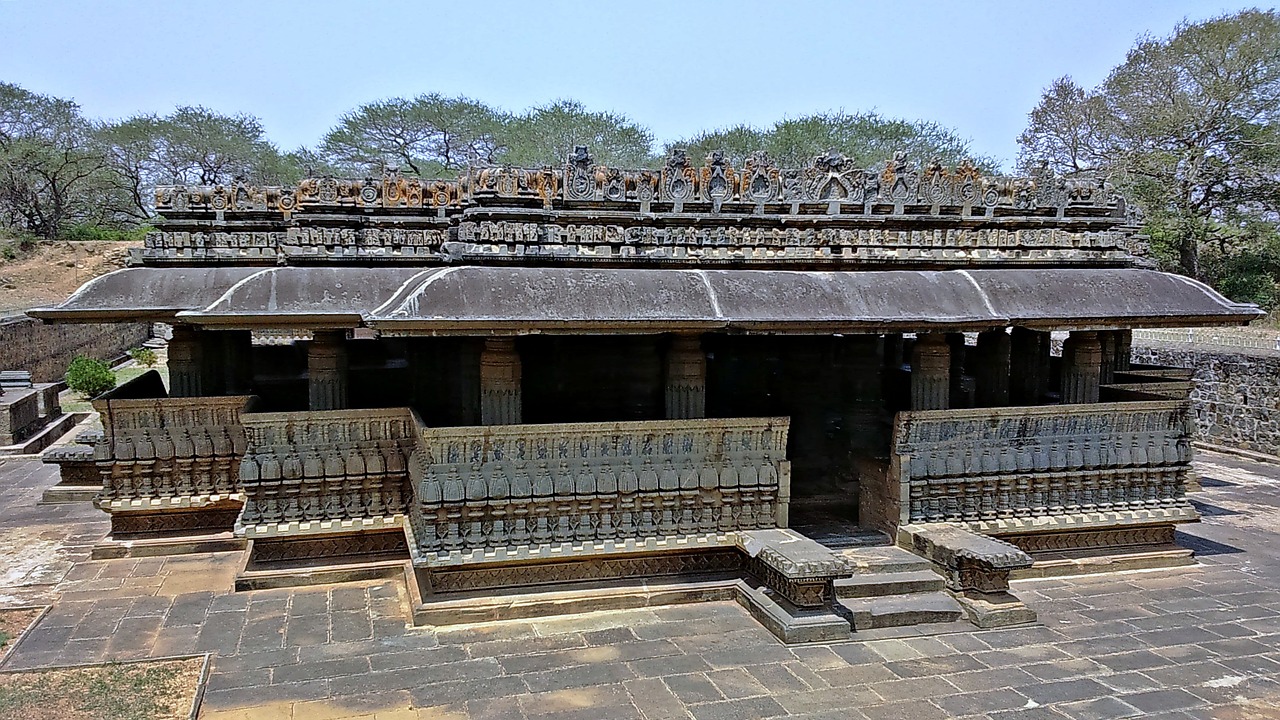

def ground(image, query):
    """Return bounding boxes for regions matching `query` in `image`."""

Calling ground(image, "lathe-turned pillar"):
[1010,327,1050,405]
[1062,331,1103,404]
[974,329,1012,407]
[308,330,348,411]
[664,334,706,419]
[910,333,950,410]
[168,325,203,398]
[480,337,523,425]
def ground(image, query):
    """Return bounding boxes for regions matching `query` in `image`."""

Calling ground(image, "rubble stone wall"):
[0,316,150,382]
[1132,344,1280,457]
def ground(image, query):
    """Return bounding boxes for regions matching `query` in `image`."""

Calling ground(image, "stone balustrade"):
[408,416,792,564]
[93,377,255,506]
[237,408,419,537]
[861,400,1196,539]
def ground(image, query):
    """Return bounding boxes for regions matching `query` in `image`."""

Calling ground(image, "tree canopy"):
[1018,9,1280,299]
[670,112,996,171]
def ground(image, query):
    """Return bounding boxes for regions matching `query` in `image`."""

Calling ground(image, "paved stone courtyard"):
[0,450,1278,719]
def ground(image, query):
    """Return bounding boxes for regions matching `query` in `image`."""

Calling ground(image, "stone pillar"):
[910,333,950,410]
[974,329,1012,407]
[1062,331,1103,405]
[946,332,968,408]
[221,330,253,395]
[664,334,706,419]
[308,330,348,411]
[845,335,884,449]
[168,325,203,397]
[1114,328,1132,373]
[480,337,522,425]
[1010,327,1049,405]
[883,333,905,371]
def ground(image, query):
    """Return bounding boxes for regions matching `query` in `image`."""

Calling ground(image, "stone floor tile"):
[623,677,689,720]
[1018,678,1117,705]
[517,684,633,716]
[1120,688,1210,714]
[1055,696,1143,720]
[704,667,770,699]
[661,672,724,704]
[861,699,953,720]
[687,696,787,720]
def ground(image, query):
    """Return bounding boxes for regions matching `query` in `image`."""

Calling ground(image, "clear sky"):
[0,0,1265,170]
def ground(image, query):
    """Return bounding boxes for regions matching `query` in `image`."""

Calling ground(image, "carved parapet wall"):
[146,150,1138,268]
[862,400,1198,545]
[237,408,418,538]
[91,376,256,538]
[408,416,791,565]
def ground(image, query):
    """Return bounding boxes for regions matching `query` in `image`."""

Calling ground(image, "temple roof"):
[29,265,1262,332]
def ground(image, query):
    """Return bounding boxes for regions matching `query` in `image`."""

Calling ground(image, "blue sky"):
[0,0,1263,170]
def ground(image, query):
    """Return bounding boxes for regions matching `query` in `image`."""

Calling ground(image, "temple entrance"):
[705,334,889,539]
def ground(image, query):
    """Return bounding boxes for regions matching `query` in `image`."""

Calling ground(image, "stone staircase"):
[832,545,964,630]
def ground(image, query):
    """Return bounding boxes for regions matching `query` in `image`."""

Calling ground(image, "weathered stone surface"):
[862,400,1198,537]
[408,417,792,564]
[237,408,418,536]
[1133,343,1280,457]
[92,372,255,512]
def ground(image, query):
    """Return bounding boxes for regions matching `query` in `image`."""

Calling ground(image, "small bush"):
[127,346,158,368]
[65,356,116,398]
[60,224,152,243]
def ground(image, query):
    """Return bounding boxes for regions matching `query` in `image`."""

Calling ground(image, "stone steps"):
[834,569,945,598]
[829,543,963,631]
[838,544,933,575]
[838,591,964,630]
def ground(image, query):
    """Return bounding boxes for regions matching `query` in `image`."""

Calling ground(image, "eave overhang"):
[29,265,1264,334]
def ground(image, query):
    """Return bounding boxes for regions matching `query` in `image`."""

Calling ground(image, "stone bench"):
[735,528,857,643]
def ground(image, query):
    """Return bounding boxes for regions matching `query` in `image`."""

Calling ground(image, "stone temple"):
[30,149,1263,641]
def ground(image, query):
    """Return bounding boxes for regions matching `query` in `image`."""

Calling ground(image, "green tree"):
[104,106,297,189]
[320,94,507,177]
[1018,10,1280,281]
[669,111,994,170]
[0,82,122,239]
[500,100,655,167]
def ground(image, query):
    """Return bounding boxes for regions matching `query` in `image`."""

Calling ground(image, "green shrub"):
[65,356,116,398]
[126,346,158,368]
[59,224,152,243]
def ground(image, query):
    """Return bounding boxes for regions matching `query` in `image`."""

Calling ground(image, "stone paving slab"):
[0,452,1279,719]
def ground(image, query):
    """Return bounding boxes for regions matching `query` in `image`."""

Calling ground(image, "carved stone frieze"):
[148,152,1134,267]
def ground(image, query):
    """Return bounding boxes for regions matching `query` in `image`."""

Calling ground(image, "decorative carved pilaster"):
[308,331,348,411]
[664,334,706,420]
[910,333,950,410]
[480,338,522,425]
[1062,331,1103,404]
[168,325,203,397]
[974,330,1012,407]
[1010,327,1049,405]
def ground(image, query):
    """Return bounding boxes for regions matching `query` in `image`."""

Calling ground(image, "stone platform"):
[2,451,1279,719]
